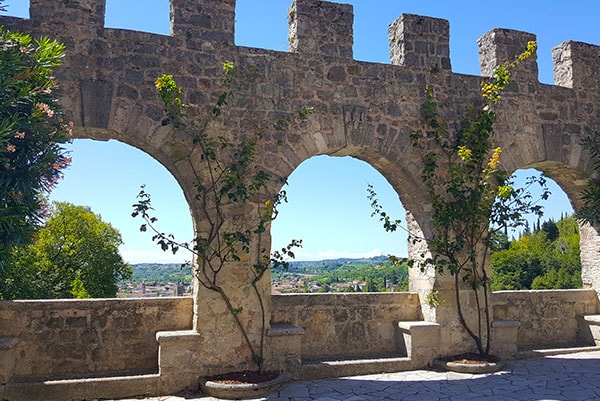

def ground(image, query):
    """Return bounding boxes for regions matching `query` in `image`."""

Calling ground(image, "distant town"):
[117,256,409,297]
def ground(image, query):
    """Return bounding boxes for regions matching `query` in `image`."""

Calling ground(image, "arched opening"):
[271,155,409,293]
[491,168,580,290]
[3,1,28,18]
[104,0,169,34]
[49,138,194,297]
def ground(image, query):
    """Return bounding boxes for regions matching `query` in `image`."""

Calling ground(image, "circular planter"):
[199,373,289,399]
[433,356,504,374]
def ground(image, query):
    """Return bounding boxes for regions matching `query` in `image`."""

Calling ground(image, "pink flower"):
[36,103,54,118]
[66,121,74,136]
[14,131,25,139]
[6,145,16,152]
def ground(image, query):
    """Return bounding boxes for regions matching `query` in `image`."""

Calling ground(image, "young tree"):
[0,23,71,254]
[0,202,132,299]
[133,65,309,373]
[371,42,548,358]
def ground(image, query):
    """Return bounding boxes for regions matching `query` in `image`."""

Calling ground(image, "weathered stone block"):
[491,319,520,358]
[395,321,440,363]
[265,323,304,375]
[288,0,353,58]
[388,14,450,70]
[478,28,538,80]
[0,338,18,384]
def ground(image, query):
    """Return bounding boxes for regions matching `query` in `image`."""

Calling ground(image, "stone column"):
[406,210,496,357]
[189,201,274,375]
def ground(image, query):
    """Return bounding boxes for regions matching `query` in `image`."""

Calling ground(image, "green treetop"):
[1,202,132,299]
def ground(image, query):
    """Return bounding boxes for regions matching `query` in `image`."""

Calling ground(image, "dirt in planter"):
[441,353,501,364]
[205,370,279,385]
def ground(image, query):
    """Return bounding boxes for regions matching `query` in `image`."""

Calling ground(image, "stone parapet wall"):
[271,292,422,358]
[492,289,599,349]
[0,297,193,381]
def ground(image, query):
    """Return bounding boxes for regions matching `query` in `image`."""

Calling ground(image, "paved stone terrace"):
[110,350,600,400]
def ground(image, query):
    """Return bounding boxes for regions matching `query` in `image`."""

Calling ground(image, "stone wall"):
[492,289,599,349]
[0,297,193,381]
[271,293,422,358]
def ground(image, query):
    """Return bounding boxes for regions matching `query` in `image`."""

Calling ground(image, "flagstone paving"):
[110,350,600,401]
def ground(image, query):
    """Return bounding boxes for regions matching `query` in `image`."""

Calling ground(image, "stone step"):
[300,355,415,380]
[516,345,600,359]
[3,373,160,401]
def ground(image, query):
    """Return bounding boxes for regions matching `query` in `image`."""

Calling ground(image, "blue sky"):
[5,1,597,263]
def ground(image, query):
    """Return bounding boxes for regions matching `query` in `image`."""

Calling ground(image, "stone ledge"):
[516,345,600,359]
[396,321,440,331]
[300,356,413,380]
[156,330,201,343]
[3,373,160,401]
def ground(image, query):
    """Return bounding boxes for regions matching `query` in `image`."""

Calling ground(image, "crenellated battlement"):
[11,0,599,87]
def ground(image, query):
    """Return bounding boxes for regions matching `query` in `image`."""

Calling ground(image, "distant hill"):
[283,255,390,274]
[128,263,193,285]
[127,255,405,287]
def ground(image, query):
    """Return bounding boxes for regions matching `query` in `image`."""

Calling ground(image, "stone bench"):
[491,319,520,358]
[266,323,304,375]
[577,315,600,346]
[395,321,440,364]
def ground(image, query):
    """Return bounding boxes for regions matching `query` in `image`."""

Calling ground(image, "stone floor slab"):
[106,350,600,401]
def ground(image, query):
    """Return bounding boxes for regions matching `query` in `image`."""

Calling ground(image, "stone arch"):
[52,136,194,265]
[271,154,409,262]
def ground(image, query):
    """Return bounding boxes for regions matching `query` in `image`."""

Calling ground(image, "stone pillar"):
[406,210,496,356]
[288,0,354,58]
[477,28,538,80]
[388,14,451,71]
[189,202,274,376]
